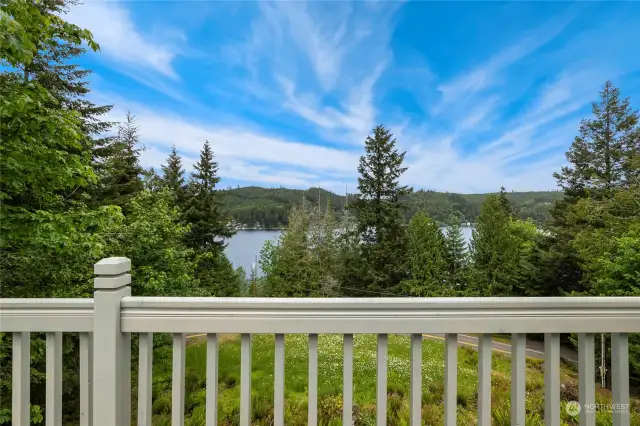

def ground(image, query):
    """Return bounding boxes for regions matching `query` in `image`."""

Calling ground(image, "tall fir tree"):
[444,217,469,293]
[183,140,234,251]
[18,0,114,185]
[142,167,163,192]
[260,198,343,297]
[544,81,640,296]
[403,211,449,296]
[344,125,413,296]
[0,3,120,420]
[182,141,240,296]
[469,195,520,296]
[161,144,186,202]
[98,111,144,213]
[260,201,313,297]
[498,186,514,217]
[554,80,639,201]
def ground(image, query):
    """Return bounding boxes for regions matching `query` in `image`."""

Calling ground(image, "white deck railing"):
[1,257,638,426]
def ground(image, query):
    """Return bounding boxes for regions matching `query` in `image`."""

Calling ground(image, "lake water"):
[225,227,474,276]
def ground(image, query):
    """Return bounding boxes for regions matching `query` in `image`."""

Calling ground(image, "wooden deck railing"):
[1,257,638,426]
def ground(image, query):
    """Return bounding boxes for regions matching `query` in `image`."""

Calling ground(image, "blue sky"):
[66,0,640,194]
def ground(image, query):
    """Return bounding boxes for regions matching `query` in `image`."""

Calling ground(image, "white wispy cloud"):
[66,1,182,79]
[101,95,359,189]
[436,13,574,107]
[225,2,397,142]
[278,61,387,145]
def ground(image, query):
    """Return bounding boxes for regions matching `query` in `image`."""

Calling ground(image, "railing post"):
[92,257,132,426]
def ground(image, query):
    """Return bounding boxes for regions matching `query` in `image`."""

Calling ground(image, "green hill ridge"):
[221,186,563,228]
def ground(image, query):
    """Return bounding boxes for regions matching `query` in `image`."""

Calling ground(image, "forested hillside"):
[221,186,564,228]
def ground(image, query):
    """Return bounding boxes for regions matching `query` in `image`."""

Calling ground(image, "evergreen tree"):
[260,198,343,297]
[182,141,240,295]
[0,3,120,421]
[161,145,186,201]
[544,81,640,297]
[309,199,341,296]
[344,125,413,296]
[444,217,469,292]
[142,167,163,192]
[498,186,514,217]
[469,195,520,296]
[260,201,313,297]
[554,80,639,201]
[403,211,449,296]
[183,141,234,251]
[98,111,144,213]
[16,0,114,190]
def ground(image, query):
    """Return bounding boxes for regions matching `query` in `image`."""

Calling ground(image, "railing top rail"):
[0,298,94,307]
[120,296,640,334]
[0,298,94,332]
[120,295,640,309]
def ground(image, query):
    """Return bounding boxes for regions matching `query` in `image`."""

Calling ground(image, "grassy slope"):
[149,334,640,426]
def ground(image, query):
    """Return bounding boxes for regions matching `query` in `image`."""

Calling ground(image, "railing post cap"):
[94,257,131,276]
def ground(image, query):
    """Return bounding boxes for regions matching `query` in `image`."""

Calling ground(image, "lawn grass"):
[147,334,640,426]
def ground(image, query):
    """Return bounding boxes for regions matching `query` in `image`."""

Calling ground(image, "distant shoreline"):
[233,227,285,231]
[233,225,475,231]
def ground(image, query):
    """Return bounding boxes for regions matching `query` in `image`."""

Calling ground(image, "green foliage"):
[593,225,640,297]
[543,81,640,382]
[344,125,413,296]
[95,111,144,214]
[1,2,243,419]
[161,144,186,202]
[183,141,234,251]
[443,219,469,292]
[142,167,163,192]
[182,141,242,296]
[221,186,346,229]
[403,211,449,297]
[110,189,206,297]
[554,80,639,200]
[222,186,563,229]
[467,195,539,297]
[499,186,514,217]
[0,2,119,420]
[0,0,98,68]
[260,200,342,297]
[469,195,519,296]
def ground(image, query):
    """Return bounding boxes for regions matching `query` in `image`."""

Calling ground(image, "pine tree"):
[183,141,234,251]
[403,211,449,296]
[161,145,186,202]
[344,125,413,295]
[142,167,163,192]
[0,3,120,420]
[498,186,514,217]
[554,80,639,201]
[260,202,313,296]
[309,198,341,296]
[444,217,469,293]
[19,0,114,183]
[182,141,240,296]
[469,195,520,296]
[544,81,640,297]
[98,111,144,213]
